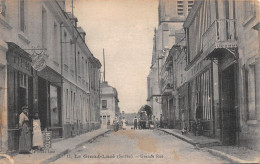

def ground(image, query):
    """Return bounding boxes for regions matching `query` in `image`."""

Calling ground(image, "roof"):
[183,0,203,28]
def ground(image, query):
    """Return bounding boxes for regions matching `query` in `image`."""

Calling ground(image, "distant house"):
[100,81,120,128]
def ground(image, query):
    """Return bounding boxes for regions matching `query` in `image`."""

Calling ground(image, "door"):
[38,77,48,130]
[221,64,237,145]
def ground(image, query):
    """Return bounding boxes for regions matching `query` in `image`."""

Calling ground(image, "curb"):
[158,129,255,163]
[41,130,110,164]
[205,148,253,163]
[158,128,198,146]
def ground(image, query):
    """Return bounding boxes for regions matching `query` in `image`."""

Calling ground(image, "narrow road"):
[53,128,227,164]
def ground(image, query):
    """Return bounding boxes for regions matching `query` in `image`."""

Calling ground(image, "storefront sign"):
[31,53,48,71]
[186,59,211,82]
[42,131,52,149]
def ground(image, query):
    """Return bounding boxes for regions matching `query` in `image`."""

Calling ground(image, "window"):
[177,1,184,15]
[66,89,69,119]
[19,73,27,88]
[50,85,59,126]
[193,69,213,121]
[0,0,6,16]
[73,92,76,120]
[42,7,47,48]
[82,57,84,79]
[53,22,59,63]
[102,100,107,109]
[78,52,80,75]
[245,64,257,120]
[20,0,25,31]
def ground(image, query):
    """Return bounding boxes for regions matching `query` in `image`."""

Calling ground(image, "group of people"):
[132,116,159,130]
[19,106,44,154]
[113,117,127,131]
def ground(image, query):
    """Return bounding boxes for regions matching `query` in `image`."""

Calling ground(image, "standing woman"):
[19,106,32,154]
[32,113,43,150]
[122,117,126,130]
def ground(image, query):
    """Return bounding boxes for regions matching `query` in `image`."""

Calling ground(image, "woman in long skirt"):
[122,117,126,130]
[19,107,32,154]
[32,113,43,150]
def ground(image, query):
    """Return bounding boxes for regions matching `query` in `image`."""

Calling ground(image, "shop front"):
[6,42,34,152]
[177,83,188,131]
[186,58,216,137]
[37,66,62,139]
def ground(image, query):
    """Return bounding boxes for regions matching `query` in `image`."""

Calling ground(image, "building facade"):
[147,0,260,151]
[0,0,101,153]
[183,0,260,150]
[100,81,120,128]
[147,0,194,127]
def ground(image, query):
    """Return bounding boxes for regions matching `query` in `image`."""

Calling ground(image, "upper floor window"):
[20,0,25,31]
[42,7,47,48]
[188,1,193,12]
[0,0,6,16]
[177,0,184,15]
[102,100,107,109]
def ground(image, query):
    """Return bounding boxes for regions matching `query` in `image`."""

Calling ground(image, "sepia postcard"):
[0,0,260,163]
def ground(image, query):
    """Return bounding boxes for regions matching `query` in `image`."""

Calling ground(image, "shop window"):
[102,115,106,125]
[19,73,27,88]
[194,69,213,121]
[107,115,110,124]
[50,85,60,126]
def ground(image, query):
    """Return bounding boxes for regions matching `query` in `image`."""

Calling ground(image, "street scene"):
[53,129,226,164]
[0,0,260,163]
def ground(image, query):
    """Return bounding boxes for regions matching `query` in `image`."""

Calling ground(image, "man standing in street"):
[133,116,138,130]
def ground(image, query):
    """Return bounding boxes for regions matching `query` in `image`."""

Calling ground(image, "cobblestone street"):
[53,128,227,164]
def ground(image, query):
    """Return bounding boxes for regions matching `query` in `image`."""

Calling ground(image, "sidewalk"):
[158,128,260,163]
[158,128,221,147]
[1,128,110,164]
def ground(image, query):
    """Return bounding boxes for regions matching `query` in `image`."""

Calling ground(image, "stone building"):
[0,0,101,153]
[183,0,260,150]
[100,81,120,128]
[147,0,194,126]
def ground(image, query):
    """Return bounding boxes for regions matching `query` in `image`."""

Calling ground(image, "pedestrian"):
[113,117,119,132]
[32,112,43,150]
[133,116,138,130]
[19,106,32,154]
[181,109,187,134]
[160,114,163,128]
[122,117,126,130]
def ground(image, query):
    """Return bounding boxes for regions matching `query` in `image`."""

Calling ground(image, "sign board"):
[42,131,52,149]
[31,52,48,71]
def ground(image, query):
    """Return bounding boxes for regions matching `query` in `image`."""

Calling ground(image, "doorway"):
[38,77,48,130]
[221,64,237,145]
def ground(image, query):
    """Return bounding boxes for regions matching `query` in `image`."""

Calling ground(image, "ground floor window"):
[190,68,213,121]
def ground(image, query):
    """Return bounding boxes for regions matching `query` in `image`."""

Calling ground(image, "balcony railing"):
[202,19,237,52]
[161,73,173,92]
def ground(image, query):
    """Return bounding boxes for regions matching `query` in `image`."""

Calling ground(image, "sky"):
[68,0,158,113]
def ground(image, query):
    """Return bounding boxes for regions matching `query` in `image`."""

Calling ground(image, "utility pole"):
[103,48,105,82]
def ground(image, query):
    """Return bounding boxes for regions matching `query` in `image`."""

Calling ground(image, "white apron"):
[33,119,43,147]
